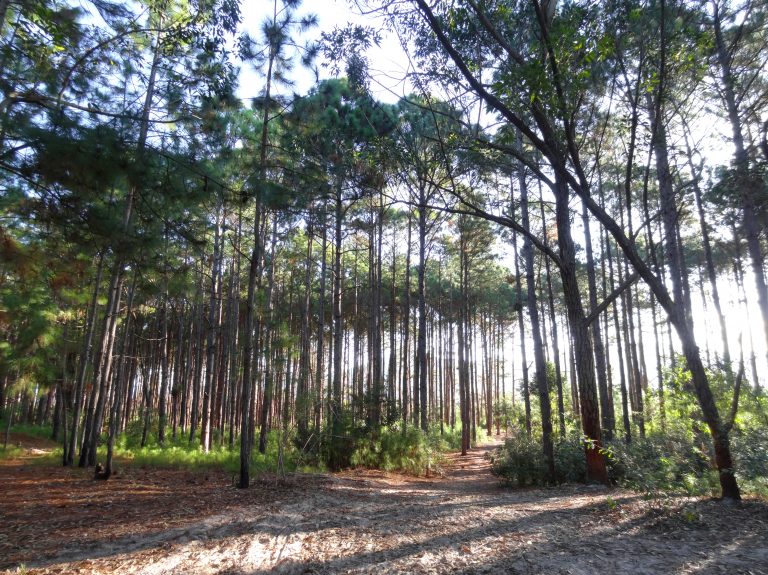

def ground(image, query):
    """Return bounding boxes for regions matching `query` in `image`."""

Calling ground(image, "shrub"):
[349,423,477,476]
[731,426,768,497]
[490,435,546,487]
[490,434,586,487]
[605,430,718,496]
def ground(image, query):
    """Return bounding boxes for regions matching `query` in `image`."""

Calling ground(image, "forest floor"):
[2,433,768,575]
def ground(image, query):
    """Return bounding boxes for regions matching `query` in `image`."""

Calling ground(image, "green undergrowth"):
[109,428,320,475]
[1,418,488,478]
[490,428,768,498]
[492,364,768,499]
[4,421,56,440]
[0,421,56,461]
[0,444,23,460]
[350,423,488,476]
[490,433,587,487]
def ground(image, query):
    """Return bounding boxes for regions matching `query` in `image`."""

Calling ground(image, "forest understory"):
[2,435,767,575]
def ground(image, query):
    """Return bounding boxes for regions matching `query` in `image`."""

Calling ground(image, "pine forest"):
[1,0,768,573]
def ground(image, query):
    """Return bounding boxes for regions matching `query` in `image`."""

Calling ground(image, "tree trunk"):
[417,185,429,431]
[553,175,607,484]
[520,159,554,480]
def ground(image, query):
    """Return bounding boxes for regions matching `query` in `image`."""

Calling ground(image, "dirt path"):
[2,440,768,574]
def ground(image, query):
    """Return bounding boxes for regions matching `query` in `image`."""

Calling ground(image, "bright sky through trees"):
[238,0,413,102]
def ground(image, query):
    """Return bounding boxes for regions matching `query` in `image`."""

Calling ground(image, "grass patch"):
[0,444,23,460]
[105,429,322,476]
[6,422,55,440]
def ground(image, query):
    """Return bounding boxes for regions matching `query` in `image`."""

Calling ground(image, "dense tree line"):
[1,0,766,500]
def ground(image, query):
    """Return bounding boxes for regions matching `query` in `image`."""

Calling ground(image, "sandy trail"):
[3,440,768,574]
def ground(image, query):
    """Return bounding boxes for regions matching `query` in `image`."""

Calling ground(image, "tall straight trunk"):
[202,199,222,452]
[581,201,613,440]
[172,305,185,440]
[105,274,137,478]
[466,316,477,447]
[552,174,607,484]
[215,253,234,446]
[80,269,123,468]
[402,214,412,429]
[417,185,429,431]
[239,203,261,487]
[67,252,104,466]
[617,190,645,437]
[330,192,344,469]
[607,239,631,443]
[189,271,207,443]
[315,208,328,435]
[520,160,554,480]
[509,177,531,437]
[258,217,278,454]
[239,4,279,483]
[482,312,493,435]
[371,192,384,428]
[619,257,644,437]
[181,302,198,437]
[122,338,137,431]
[712,0,768,369]
[297,218,314,441]
[140,317,160,449]
[387,221,397,423]
[282,280,296,430]
[540,197,565,436]
[449,320,456,428]
[457,222,471,454]
[157,276,171,445]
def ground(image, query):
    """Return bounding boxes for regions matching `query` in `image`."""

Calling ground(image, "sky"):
[237,0,412,103]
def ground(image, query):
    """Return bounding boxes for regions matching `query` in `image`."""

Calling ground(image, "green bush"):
[490,434,586,487]
[731,426,768,497]
[348,423,481,476]
[605,430,718,496]
[351,424,437,475]
[490,435,546,487]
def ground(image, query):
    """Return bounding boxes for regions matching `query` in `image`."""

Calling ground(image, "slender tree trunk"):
[315,207,328,435]
[105,274,137,478]
[417,185,429,431]
[540,200,566,437]
[712,1,768,370]
[552,174,607,484]
[202,198,222,452]
[330,192,344,469]
[582,202,613,440]
[80,269,123,467]
[402,214,412,430]
[67,252,104,466]
[258,217,278,454]
[510,176,531,437]
[521,160,554,480]
[297,217,314,442]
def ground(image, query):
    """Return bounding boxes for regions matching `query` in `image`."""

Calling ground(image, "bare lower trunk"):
[553,175,607,484]
[521,171,554,481]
